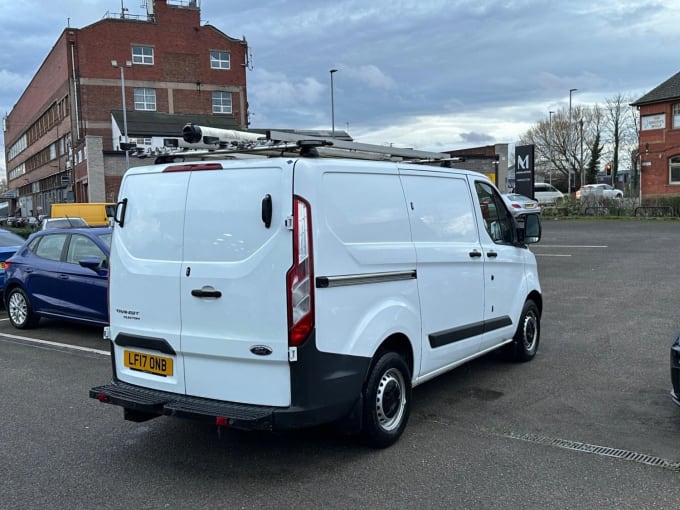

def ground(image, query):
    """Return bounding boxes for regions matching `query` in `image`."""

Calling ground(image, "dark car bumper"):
[671,331,680,407]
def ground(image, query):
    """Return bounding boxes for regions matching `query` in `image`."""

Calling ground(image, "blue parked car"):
[0,228,27,293]
[4,227,111,329]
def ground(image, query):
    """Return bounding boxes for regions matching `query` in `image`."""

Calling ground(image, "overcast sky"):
[1,0,679,177]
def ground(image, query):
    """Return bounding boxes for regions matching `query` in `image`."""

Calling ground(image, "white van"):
[91,156,542,447]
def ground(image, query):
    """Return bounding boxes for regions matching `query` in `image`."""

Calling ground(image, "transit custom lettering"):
[116,308,140,320]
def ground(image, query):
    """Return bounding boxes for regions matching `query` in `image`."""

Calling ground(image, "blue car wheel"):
[7,287,39,329]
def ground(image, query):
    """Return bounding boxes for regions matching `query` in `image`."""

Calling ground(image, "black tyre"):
[361,351,411,448]
[7,287,39,329]
[505,299,540,362]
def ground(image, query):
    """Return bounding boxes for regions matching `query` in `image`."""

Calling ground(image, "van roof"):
[123,157,494,183]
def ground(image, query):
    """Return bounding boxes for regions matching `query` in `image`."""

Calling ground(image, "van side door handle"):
[469,250,482,258]
[487,251,498,258]
[191,286,222,298]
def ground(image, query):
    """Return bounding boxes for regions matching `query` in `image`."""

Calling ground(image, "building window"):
[673,104,680,129]
[670,156,680,184]
[132,46,154,65]
[134,88,156,111]
[212,91,232,114]
[210,51,230,70]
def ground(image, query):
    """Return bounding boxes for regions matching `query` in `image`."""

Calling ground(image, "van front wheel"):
[361,352,411,448]
[506,299,540,362]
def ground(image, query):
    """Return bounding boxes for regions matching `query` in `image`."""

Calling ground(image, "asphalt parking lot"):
[1,219,679,509]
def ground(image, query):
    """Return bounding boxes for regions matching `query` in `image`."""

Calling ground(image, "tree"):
[518,105,597,192]
[518,93,638,194]
[587,131,603,184]
[604,94,639,188]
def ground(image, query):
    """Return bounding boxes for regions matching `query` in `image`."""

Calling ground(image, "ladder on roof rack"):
[134,123,459,166]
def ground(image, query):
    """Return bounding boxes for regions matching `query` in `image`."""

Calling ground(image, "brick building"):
[3,0,248,217]
[446,144,509,191]
[631,70,680,198]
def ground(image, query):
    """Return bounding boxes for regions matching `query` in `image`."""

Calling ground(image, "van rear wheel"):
[7,287,39,329]
[361,351,411,448]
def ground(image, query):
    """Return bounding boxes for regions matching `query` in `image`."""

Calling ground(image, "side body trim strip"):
[429,316,513,348]
[316,270,416,289]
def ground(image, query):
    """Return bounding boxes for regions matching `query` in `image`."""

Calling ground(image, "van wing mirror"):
[516,213,541,244]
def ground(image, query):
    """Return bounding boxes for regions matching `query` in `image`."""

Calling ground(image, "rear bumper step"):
[90,381,277,430]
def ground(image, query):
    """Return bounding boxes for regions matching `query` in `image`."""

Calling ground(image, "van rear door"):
[180,164,293,406]
[110,169,188,395]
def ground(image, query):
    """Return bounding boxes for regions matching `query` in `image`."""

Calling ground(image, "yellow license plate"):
[124,350,173,376]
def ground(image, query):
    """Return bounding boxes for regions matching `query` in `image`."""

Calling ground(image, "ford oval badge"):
[250,345,273,356]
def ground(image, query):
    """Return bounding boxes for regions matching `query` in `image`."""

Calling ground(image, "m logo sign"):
[514,145,535,199]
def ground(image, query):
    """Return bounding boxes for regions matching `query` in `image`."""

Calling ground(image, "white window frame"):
[132,46,154,65]
[673,104,680,129]
[210,50,231,70]
[134,88,157,111]
[212,91,232,114]
[670,156,680,184]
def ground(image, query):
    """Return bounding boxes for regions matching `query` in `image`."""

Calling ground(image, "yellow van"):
[50,203,115,227]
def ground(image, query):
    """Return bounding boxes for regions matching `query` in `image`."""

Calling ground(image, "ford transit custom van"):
[91,156,542,447]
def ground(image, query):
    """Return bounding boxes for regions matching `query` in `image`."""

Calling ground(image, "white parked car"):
[40,217,90,230]
[577,183,623,200]
[533,182,564,205]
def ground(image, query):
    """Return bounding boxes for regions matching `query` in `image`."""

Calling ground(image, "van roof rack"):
[138,124,456,166]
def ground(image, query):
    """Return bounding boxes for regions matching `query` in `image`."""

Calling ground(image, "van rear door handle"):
[487,251,498,258]
[191,287,222,298]
[469,250,482,258]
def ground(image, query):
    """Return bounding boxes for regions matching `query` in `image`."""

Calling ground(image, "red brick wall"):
[75,0,248,133]
[4,36,71,161]
[638,102,680,198]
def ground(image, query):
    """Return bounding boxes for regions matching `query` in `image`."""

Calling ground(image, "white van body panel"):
[471,177,531,352]
[110,162,293,406]
[110,169,188,394]
[398,169,486,377]
[302,162,421,361]
[180,166,292,405]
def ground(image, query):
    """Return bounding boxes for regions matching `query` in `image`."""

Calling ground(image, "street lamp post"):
[568,88,578,193]
[112,59,132,169]
[549,111,555,185]
[580,119,584,186]
[329,69,338,137]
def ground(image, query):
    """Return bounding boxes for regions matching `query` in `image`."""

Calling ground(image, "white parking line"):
[535,254,572,257]
[0,331,110,355]
[536,245,608,248]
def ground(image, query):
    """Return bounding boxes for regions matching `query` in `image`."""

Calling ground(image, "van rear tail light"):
[286,196,314,347]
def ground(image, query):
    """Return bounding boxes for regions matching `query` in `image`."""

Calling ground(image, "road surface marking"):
[0,331,109,355]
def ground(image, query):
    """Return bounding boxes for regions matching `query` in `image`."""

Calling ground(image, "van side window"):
[475,182,513,244]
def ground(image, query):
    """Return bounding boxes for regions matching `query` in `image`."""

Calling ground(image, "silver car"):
[503,193,541,215]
